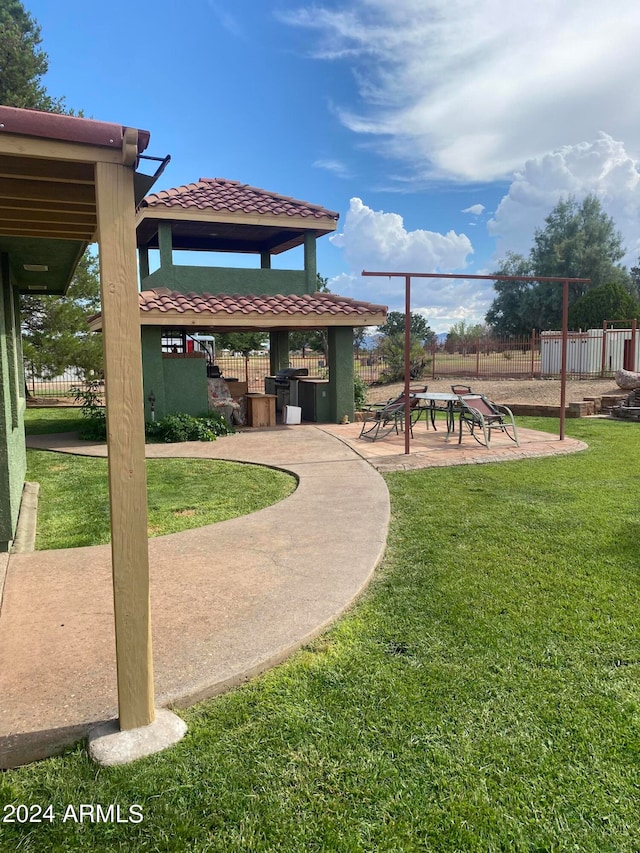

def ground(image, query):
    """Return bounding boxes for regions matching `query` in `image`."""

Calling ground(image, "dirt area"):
[365,377,624,407]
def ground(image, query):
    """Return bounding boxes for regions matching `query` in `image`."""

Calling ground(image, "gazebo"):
[125,178,387,423]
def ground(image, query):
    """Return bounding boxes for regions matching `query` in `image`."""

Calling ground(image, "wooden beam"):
[0,208,96,226]
[0,176,95,205]
[95,159,154,732]
[0,133,125,165]
[0,197,95,217]
[0,223,95,239]
[0,154,94,184]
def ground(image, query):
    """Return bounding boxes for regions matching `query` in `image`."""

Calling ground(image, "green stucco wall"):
[0,254,27,551]
[328,326,354,423]
[162,356,209,417]
[142,265,308,297]
[141,327,209,420]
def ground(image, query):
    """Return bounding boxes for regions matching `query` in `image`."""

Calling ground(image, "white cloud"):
[282,0,640,182]
[488,134,640,265]
[207,2,245,38]
[330,270,494,334]
[328,203,489,332]
[330,197,473,273]
[462,204,485,216]
[313,158,352,178]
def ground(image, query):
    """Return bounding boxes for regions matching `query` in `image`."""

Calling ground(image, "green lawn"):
[22,408,296,549]
[3,418,640,852]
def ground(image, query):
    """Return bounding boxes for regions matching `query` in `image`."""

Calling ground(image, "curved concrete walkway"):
[1,427,389,768]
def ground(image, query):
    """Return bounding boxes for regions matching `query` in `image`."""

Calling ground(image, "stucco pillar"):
[157,221,175,289]
[139,245,150,283]
[303,231,317,293]
[141,326,165,421]
[328,326,354,423]
[270,330,289,374]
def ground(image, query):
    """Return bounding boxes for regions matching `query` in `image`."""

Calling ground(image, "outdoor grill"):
[265,367,309,411]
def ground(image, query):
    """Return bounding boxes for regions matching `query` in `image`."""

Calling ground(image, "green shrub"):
[145,411,233,443]
[70,381,107,440]
[354,373,368,410]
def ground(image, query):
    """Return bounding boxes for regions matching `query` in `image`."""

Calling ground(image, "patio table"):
[413,392,461,439]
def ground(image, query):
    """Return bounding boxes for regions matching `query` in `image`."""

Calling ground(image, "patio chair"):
[451,384,472,395]
[359,390,425,441]
[458,394,519,448]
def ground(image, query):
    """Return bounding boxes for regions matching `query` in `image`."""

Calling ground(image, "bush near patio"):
[4,417,639,852]
[70,384,233,442]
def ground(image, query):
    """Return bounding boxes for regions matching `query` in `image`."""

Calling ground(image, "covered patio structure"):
[89,288,387,424]
[126,177,386,424]
[0,105,184,762]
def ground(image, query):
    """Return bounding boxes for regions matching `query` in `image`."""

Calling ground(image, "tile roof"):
[138,288,385,319]
[140,177,339,222]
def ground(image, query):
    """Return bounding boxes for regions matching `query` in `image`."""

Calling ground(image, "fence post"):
[431,340,436,379]
[530,329,535,378]
[600,320,607,377]
[475,341,480,378]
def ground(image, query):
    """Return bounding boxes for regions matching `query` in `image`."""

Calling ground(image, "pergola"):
[362,270,591,453]
[0,106,171,747]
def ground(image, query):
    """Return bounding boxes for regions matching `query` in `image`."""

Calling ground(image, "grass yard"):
[2,417,640,851]
[22,408,296,549]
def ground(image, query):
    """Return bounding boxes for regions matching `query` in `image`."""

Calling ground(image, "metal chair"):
[359,390,425,441]
[458,394,519,448]
[451,384,472,395]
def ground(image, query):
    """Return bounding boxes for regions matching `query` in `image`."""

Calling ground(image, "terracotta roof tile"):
[138,288,386,319]
[140,177,339,222]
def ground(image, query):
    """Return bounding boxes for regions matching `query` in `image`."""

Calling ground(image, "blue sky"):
[27,0,640,332]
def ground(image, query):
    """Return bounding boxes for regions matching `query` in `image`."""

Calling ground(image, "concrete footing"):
[88,709,187,766]
[11,482,39,554]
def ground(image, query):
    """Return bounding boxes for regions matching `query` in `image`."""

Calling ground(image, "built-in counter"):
[298,378,331,423]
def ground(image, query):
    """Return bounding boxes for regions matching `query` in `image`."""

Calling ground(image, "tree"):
[445,320,488,354]
[568,281,640,330]
[288,274,331,361]
[486,195,632,333]
[214,332,268,356]
[377,311,435,345]
[2,1,102,391]
[0,0,65,111]
[375,311,434,382]
[21,253,103,380]
[485,252,535,337]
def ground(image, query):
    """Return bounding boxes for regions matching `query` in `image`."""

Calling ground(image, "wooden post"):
[95,159,155,731]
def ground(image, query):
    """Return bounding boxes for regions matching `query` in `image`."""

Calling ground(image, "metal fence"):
[24,327,640,398]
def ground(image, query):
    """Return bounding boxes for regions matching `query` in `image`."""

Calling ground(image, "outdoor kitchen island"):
[265,369,331,423]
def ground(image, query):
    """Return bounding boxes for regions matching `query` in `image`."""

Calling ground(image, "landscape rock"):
[615,369,640,390]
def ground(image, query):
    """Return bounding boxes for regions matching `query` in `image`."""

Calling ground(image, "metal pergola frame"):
[362,271,591,454]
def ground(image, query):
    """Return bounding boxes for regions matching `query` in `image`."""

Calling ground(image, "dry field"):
[366,377,624,407]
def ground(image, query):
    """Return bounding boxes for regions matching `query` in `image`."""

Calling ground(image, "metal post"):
[601,320,607,377]
[404,275,411,455]
[631,318,637,371]
[559,280,569,441]
[530,329,535,378]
